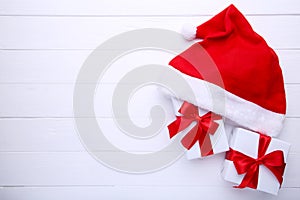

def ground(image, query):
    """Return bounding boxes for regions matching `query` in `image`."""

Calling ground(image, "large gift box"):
[168,98,229,159]
[222,128,290,195]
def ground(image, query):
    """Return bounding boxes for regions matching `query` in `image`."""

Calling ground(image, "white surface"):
[0,0,300,199]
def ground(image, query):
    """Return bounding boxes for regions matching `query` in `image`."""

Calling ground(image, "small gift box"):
[222,128,290,195]
[168,98,229,159]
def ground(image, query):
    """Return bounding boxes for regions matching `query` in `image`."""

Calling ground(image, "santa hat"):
[167,4,286,137]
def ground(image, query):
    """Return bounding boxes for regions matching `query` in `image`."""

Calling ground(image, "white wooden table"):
[0,0,299,199]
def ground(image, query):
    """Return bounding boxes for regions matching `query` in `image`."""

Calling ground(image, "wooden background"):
[0,0,300,199]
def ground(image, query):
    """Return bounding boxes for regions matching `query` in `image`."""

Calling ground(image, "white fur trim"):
[181,23,197,41]
[164,68,285,137]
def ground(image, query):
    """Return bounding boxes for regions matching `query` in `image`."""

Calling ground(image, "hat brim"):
[163,67,285,137]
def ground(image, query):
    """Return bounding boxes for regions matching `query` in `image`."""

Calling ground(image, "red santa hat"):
[167,4,286,137]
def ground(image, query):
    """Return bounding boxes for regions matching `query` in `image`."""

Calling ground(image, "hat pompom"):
[181,23,197,41]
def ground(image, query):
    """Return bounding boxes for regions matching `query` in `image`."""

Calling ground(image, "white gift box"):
[222,128,290,195]
[170,97,229,160]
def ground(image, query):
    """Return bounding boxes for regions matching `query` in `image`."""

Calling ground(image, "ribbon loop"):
[168,101,222,156]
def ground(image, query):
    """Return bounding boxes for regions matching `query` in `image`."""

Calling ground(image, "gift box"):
[168,97,229,159]
[222,128,290,195]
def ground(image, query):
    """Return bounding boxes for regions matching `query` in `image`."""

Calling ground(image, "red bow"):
[226,134,286,189]
[168,101,221,156]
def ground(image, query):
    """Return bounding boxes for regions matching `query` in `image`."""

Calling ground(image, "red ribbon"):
[226,134,286,189]
[168,101,221,156]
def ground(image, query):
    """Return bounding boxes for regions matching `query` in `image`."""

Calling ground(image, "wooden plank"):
[280,50,300,84]
[0,186,299,200]
[0,118,299,153]
[0,50,299,84]
[0,152,231,186]
[0,16,299,49]
[0,117,173,153]
[0,152,298,187]
[286,84,300,117]
[0,0,299,15]
[0,83,299,117]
